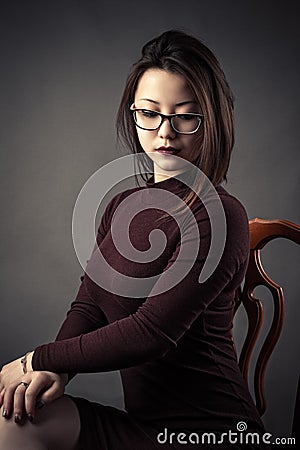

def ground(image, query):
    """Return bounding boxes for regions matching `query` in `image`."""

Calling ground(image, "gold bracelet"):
[20,352,30,374]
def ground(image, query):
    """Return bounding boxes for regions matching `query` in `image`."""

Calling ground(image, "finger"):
[24,375,53,419]
[23,384,39,421]
[39,380,64,405]
[0,387,5,407]
[25,387,47,419]
[0,374,4,394]
[2,383,20,419]
[13,382,29,423]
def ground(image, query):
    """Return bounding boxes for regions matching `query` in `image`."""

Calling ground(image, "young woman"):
[0,30,267,449]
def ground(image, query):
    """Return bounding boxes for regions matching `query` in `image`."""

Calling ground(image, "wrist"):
[27,351,34,371]
[21,351,34,373]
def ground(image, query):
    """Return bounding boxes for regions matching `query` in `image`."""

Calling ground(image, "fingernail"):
[2,409,8,418]
[36,400,45,409]
[14,414,21,423]
[27,413,34,422]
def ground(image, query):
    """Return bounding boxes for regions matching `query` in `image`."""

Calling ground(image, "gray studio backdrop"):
[1,0,299,439]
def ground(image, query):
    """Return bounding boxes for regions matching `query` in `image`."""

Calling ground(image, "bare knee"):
[0,396,80,450]
[34,395,81,449]
[0,407,46,450]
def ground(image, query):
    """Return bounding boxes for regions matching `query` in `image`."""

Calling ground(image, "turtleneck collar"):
[145,170,196,195]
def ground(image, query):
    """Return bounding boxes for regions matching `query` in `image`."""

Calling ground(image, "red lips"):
[156,146,180,154]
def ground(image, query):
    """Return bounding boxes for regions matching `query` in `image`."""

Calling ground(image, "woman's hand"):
[0,370,68,423]
[0,352,34,393]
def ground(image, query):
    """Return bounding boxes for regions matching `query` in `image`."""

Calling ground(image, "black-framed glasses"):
[130,107,204,135]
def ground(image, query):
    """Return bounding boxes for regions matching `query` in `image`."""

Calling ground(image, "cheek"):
[136,129,153,152]
[182,135,200,154]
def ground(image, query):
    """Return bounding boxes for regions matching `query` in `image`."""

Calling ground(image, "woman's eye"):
[177,114,194,121]
[142,110,159,118]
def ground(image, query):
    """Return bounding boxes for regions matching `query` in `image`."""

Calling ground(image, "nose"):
[157,117,176,140]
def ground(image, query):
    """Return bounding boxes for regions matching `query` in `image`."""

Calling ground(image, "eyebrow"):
[138,98,197,106]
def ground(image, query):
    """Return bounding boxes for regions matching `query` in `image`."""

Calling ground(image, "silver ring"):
[18,381,29,388]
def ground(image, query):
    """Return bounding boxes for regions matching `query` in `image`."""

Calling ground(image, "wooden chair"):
[234,218,300,418]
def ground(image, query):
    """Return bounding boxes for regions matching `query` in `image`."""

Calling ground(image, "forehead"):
[134,69,195,103]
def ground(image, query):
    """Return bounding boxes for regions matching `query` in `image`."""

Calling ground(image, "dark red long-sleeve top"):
[32,174,263,432]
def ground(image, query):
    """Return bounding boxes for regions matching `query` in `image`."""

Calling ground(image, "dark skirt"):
[68,395,270,450]
[69,395,164,449]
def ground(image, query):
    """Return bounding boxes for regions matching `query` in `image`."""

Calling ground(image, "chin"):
[154,159,190,174]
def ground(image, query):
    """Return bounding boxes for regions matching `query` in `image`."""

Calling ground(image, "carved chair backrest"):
[234,218,300,416]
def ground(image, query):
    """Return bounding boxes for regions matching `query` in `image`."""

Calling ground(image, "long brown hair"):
[116,29,234,215]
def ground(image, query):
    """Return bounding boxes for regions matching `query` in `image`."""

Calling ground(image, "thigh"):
[0,395,81,450]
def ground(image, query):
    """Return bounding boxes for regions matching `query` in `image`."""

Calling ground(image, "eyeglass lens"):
[134,110,201,133]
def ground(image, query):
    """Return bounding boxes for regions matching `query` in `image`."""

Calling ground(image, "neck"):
[153,166,190,184]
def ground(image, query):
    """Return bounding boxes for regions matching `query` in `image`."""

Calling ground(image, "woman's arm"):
[55,276,109,342]
[53,275,109,382]
[0,275,108,390]
[31,194,250,374]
